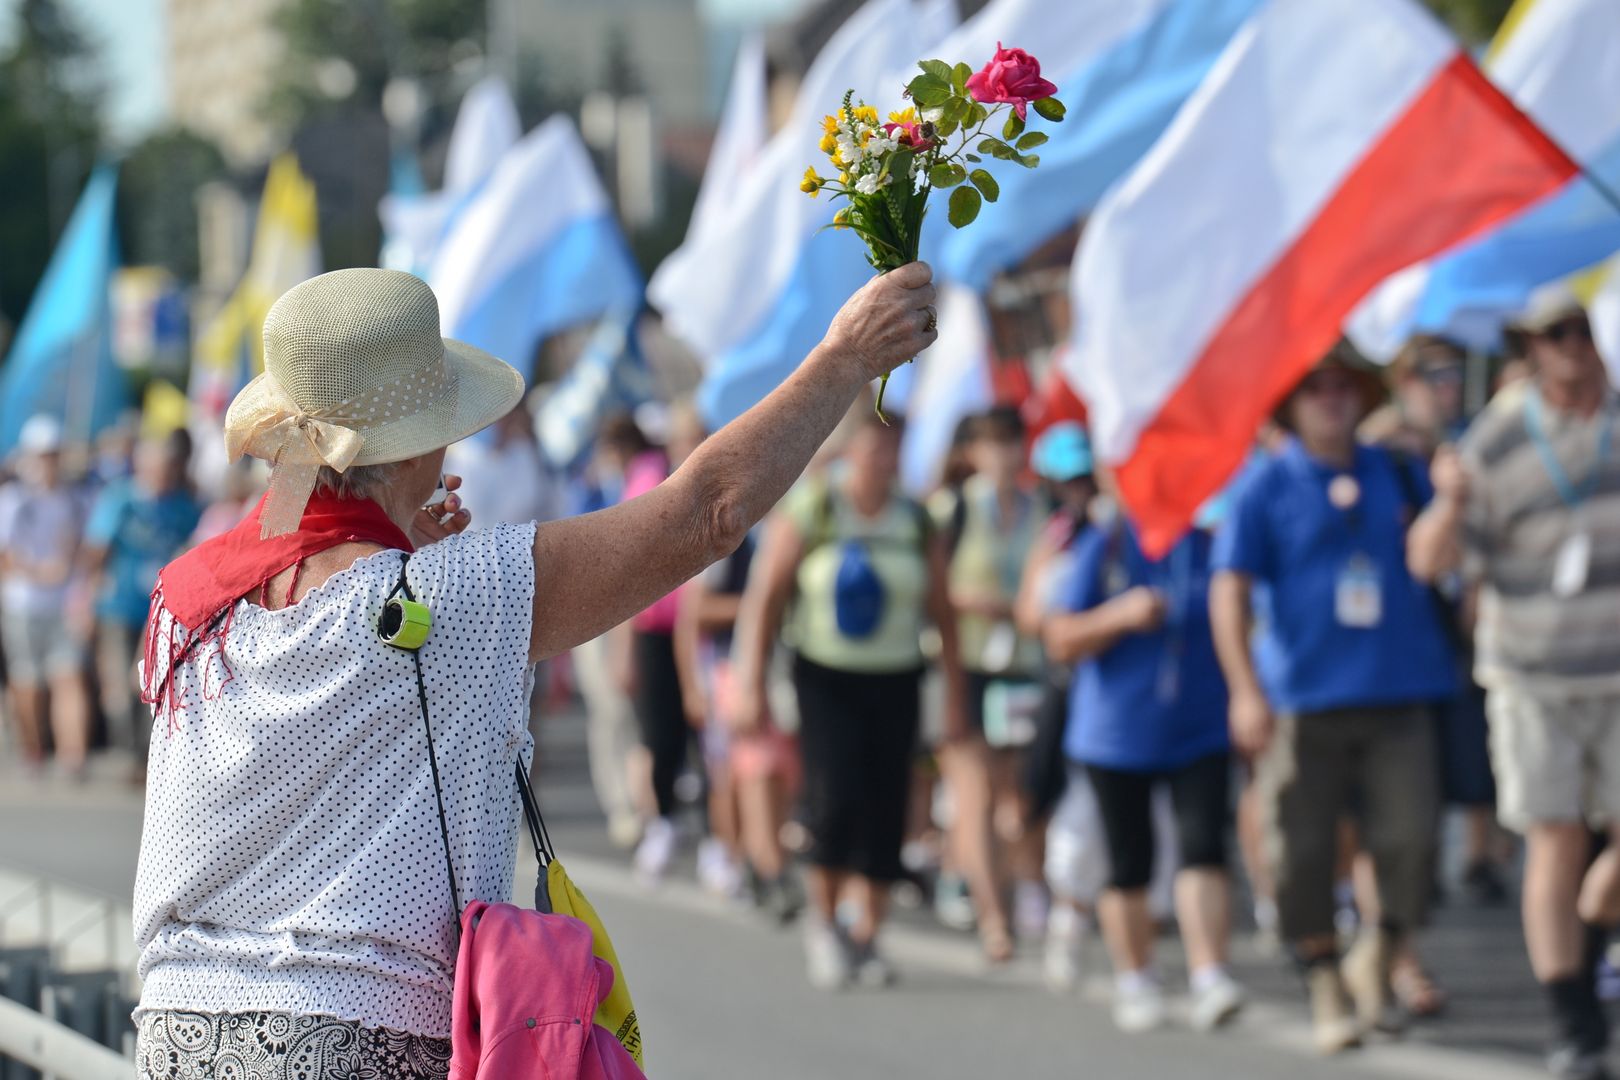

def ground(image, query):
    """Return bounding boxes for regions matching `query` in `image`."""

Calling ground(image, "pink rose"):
[965,42,1058,121]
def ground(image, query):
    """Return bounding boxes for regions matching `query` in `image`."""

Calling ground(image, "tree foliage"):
[0,0,102,326]
[117,130,227,282]
[1422,0,1517,45]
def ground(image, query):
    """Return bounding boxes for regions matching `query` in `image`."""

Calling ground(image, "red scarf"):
[142,491,414,721]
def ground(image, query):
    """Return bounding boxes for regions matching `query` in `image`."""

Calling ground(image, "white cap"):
[17,414,63,455]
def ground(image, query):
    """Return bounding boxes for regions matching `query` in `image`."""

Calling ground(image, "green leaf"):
[1032,96,1066,122]
[907,74,952,108]
[1003,112,1025,141]
[942,96,970,127]
[1016,131,1049,150]
[968,169,999,203]
[934,117,957,138]
[1015,153,1040,169]
[965,153,982,164]
[978,138,1016,160]
[919,58,953,83]
[948,185,982,228]
[968,102,989,126]
[952,62,973,94]
[880,149,913,186]
[929,162,967,189]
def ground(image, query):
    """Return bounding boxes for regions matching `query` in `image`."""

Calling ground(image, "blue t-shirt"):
[1211,439,1456,714]
[87,482,203,628]
[1063,522,1230,772]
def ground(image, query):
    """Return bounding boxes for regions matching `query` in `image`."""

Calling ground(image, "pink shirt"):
[624,452,679,634]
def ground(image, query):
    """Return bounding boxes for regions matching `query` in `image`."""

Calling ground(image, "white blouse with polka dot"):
[133,523,537,1038]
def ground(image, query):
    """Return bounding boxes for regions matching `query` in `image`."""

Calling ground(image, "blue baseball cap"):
[1030,422,1093,482]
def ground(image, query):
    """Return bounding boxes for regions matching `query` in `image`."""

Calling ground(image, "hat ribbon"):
[230,378,370,538]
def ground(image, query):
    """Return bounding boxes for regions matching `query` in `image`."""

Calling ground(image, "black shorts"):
[1086,751,1232,891]
[793,654,921,881]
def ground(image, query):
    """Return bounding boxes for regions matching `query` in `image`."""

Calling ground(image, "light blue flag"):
[697,0,1261,428]
[536,314,654,471]
[429,116,643,380]
[0,165,127,454]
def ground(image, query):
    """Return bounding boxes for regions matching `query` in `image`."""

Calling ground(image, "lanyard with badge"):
[1325,469,1384,629]
[1525,389,1614,598]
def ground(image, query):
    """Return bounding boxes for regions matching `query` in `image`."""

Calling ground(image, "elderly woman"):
[131,265,935,1078]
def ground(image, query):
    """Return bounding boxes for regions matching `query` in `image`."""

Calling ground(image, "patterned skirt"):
[135,1010,451,1080]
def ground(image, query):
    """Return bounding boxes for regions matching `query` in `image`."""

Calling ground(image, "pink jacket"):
[450,900,645,1080]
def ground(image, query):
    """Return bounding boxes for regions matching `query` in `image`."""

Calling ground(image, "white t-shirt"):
[133,524,537,1037]
[0,480,85,616]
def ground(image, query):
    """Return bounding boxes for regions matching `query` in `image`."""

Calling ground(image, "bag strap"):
[392,553,558,928]
[391,553,463,938]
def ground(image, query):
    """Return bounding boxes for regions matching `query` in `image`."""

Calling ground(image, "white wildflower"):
[865,133,900,157]
[854,172,888,196]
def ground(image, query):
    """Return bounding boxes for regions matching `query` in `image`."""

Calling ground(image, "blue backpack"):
[808,483,930,640]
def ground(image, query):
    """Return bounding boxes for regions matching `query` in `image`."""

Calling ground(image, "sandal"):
[1392,958,1448,1018]
[980,921,1015,965]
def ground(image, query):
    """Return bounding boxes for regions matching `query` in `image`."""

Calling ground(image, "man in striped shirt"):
[1410,287,1620,1080]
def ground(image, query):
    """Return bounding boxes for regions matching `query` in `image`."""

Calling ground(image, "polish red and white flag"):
[1063,0,1577,556]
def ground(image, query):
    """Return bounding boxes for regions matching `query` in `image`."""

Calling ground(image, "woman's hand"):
[409,474,470,548]
[822,261,939,383]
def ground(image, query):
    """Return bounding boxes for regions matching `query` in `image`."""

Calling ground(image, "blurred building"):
[509,0,713,126]
[166,0,283,166]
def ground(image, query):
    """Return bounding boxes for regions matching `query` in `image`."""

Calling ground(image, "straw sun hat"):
[225,268,524,537]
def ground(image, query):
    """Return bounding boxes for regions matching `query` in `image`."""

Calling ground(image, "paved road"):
[0,706,1566,1079]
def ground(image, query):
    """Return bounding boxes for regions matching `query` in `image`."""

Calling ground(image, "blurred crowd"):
[1,286,1616,1078]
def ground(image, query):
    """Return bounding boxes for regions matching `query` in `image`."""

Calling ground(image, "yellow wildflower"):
[854,104,880,126]
[819,132,838,156]
[839,171,851,185]
[832,208,852,230]
[800,167,824,196]
[822,114,840,135]
[888,107,918,126]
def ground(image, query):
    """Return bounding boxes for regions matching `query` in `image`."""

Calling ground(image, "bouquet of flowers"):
[802,44,1065,417]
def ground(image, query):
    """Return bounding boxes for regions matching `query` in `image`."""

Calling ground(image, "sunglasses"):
[1417,363,1463,387]
[1298,371,1357,396]
[1537,318,1593,345]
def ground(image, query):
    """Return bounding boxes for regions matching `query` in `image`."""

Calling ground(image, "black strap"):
[392,553,558,928]
[392,555,463,938]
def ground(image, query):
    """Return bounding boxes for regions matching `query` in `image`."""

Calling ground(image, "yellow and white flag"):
[194,154,321,413]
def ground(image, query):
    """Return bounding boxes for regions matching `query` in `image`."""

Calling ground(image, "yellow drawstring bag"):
[521,772,643,1069]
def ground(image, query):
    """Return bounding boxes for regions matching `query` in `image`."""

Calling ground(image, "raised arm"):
[1407,445,1468,583]
[527,264,938,663]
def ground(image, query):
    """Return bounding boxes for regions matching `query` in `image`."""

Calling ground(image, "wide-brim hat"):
[1509,282,1587,335]
[225,267,524,536]
[1274,339,1386,433]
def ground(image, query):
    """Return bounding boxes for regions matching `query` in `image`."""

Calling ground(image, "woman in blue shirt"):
[1044,509,1242,1035]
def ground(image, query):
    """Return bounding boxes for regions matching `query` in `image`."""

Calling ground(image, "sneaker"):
[1043,905,1087,993]
[1341,930,1405,1036]
[761,873,806,926]
[1548,1042,1612,1080]
[696,838,742,898]
[1307,963,1363,1055]
[934,874,977,931]
[1252,897,1282,958]
[607,813,643,850]
[851,938,898,989]
[1461,858,1509,907]
[1189,969,1246,1032]
[1014,880,1050,943]
[804,921,852,990]
[1113,974,1168,1033]
[632,817,677,886]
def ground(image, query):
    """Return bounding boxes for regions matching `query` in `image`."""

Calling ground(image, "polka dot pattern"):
[133,524,538,1039]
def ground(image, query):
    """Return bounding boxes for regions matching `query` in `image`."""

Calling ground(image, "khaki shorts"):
[1487,687,1620,832]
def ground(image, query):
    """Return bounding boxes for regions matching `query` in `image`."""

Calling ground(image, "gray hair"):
[314,462,400,503]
